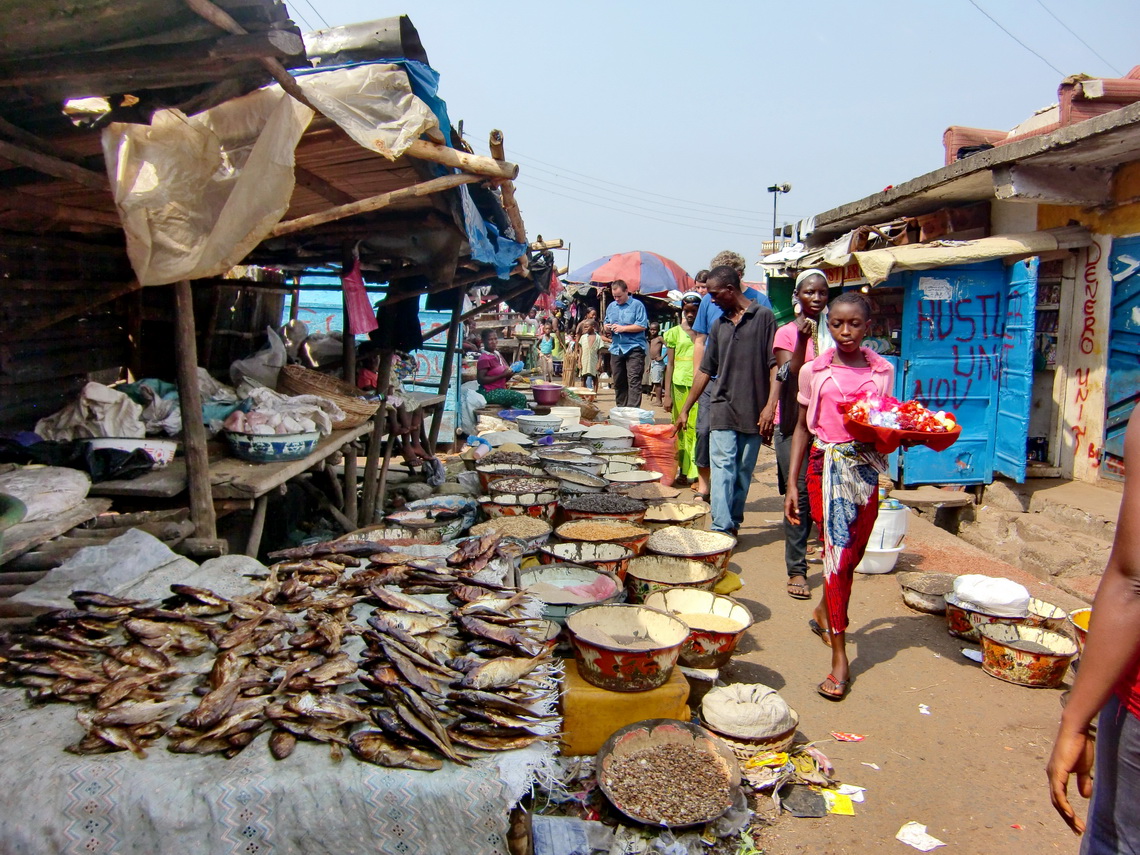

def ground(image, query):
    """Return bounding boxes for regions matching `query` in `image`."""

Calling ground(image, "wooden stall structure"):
[0,4,537,568]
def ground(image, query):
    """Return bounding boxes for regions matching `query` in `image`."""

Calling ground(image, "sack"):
[953,574,1030,617]
[230,326,287,391]
[702,683,795,739]
[341,257,378,336]
[631,423,679,486]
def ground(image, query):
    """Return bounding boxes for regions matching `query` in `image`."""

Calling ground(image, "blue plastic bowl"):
[497,408,535,421]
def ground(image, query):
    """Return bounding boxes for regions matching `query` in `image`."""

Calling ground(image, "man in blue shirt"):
[603,279,649,407]
[688,250,771,500]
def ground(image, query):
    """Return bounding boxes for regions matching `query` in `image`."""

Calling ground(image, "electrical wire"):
[520,172,783,231]
[462,125,784,217]
[965,0,1064,76]
[513,179,763,239]
[288,6,316,33]
[295,0,331,29]
[1031,0,1123,77]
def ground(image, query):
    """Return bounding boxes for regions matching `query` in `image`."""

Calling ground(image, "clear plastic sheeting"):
[294,63,439,158]
[103,87,314,286]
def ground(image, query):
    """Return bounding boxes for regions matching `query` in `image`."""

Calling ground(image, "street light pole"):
[766,183,791,249]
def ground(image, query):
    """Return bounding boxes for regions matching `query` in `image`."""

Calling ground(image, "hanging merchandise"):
[342,254,379,336]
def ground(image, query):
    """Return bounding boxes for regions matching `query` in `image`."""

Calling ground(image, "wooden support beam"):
[269,173,482,237]
[0,139,107,191]
[529,238,563,251]
[8,279,141,339]
[0,31,304,88]
[343,445,358,527]
[424,281,535,341]
[294,165,357,206]
[0,191,120,227]
[429,285,464,450]
[406,139,518,180]
[360,351,393,525]
[174,279,218,542]
[0,116,90,167]
[489,129,526,244]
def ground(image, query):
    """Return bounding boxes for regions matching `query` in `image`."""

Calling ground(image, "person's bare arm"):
[664,345,676,409]
[783,404,811,524]
[758,362,779,439]
[1047,412,1140,834]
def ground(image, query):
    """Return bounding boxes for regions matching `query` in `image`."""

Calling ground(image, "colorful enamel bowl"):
[566,604,689,692]
[977,624,1078,688]
[644,588,753,668]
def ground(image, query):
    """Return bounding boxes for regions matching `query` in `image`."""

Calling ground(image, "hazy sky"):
[302,1,1137,276]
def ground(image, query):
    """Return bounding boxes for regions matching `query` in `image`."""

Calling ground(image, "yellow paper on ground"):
[821,790,855,816]
[714,571,742,594]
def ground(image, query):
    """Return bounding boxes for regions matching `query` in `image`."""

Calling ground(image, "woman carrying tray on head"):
[783,291,895,701]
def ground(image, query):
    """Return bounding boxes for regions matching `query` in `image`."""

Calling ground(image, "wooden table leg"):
[343,443,358,527]
[245,495,268,558]
[375,431,397,521]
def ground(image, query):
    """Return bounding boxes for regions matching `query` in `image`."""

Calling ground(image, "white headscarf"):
[793,269,835,355]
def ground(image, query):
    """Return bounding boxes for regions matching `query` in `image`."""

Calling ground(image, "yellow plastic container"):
[559,662,690,756]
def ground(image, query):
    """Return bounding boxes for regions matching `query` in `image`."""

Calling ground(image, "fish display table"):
[0,686,544,855]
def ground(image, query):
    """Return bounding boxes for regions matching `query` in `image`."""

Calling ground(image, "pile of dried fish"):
[0,533,561,771]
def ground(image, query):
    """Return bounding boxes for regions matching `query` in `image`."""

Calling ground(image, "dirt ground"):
[600,383,1089,855]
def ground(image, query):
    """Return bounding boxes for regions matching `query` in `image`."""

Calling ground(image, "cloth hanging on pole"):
[342,256,379,336]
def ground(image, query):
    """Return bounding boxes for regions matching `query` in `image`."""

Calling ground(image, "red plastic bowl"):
[532,384,564,406]
[842,414,961,454]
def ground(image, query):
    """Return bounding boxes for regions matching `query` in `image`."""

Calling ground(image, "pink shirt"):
[477,351,509,390]
[798,348,895,443]
[773,322,816,360]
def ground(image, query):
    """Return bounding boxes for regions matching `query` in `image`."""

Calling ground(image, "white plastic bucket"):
[869,500,909,550]
[855,544,905,574]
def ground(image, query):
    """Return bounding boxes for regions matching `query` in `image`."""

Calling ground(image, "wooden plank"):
[89,460,188,499]
[0,498,112,565]
[0,191,120,228]
[405,139,519,180]
[208,422,374,500]
[889,488,973,508]
[0,139,107,191]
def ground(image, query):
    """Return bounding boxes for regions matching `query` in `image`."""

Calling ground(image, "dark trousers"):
[775,425,812,579]
[611,348,645,408]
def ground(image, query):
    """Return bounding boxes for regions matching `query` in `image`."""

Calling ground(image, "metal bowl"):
[555,519,651,555]
[518,562,624,624]
[645,588,753,668]
[225,430,318,463]
[566,604,688,691]
[1068,607,1091,653]
[645,527,736,573]
[897,571,956,615]
[596,719,741,827]
[625,556,722,603]
[538,541,635,581]
[977,624,1078,688]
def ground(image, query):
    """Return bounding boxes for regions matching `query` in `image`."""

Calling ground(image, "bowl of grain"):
[605,469,664,485]
[543,465,609,494]
[559,493,648,524]
[566,604,689,691]
[645,527,736,573]
[470,515,553,551]
[644,588,753,668]
[555,518,651,555]
[642,501,709,530]
[478,495,559,521]
[624,555,723,602]
[596,719,741,827]
[475,462,545,492]
[536,448,608,476]
[487,475,560,505]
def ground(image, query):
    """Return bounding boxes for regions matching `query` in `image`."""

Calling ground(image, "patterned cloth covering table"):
[0,686,547,855]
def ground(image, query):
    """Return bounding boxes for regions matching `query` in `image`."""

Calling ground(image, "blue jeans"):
[709,430,762,533]
[1082,696,1140,854]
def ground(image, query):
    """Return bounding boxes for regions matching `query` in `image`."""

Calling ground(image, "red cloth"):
[356,368,378,391]
[805,444,880,634]
[342,257,378,336]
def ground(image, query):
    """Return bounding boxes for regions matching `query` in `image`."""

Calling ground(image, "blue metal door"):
[899,263,1007,485]
[992,259,1037,481]
[1105,235,1140,480]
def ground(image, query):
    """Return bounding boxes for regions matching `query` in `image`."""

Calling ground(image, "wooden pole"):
[360,350,394,524]
[0,139,107,191]
[406,139,518,180]
[244,495,268,557]
[429,285,464,450]
[269,173,482,238]
[343,443,358,527]
[289,275,300,321]
[489,130,526,244]
[174,280,217,541]
[341,242,356,386]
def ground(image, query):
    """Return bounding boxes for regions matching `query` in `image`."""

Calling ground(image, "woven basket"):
[277,365,380,429]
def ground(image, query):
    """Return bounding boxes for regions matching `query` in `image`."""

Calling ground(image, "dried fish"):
[459,655,548,690]
[269,729,296,760]
[349,731,442,771]
[456,616,544,657]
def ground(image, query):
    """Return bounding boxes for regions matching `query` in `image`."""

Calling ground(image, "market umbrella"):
[564,250,696,294]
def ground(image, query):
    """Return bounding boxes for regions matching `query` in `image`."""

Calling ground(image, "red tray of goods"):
[841,396,961,454]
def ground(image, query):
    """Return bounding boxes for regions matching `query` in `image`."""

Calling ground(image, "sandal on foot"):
[817,674,850,701]
[808,619,831,647]
[787,576,811,600]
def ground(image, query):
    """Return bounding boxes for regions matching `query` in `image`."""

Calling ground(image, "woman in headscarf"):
[771,269,830,599]
[784,291,894,701]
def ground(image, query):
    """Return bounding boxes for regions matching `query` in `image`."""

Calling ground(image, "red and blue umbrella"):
[564,250,696,294]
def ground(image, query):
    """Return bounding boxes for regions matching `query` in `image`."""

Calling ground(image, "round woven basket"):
[277,365,380,429]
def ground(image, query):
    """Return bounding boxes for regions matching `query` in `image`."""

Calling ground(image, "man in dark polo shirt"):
[675,266,777,534]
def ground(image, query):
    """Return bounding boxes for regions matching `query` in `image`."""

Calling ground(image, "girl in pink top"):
[784,292,895,701]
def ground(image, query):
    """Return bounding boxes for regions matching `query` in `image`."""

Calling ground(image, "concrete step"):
[1029,491,1119,545]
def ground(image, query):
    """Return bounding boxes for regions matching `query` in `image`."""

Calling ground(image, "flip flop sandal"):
[808,619,831,647]
[817,674,851,701]
[787,577,811,599]
[693,492,710,503]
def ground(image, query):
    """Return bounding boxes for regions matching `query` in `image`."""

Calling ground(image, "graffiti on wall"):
[911,290,1007,410]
